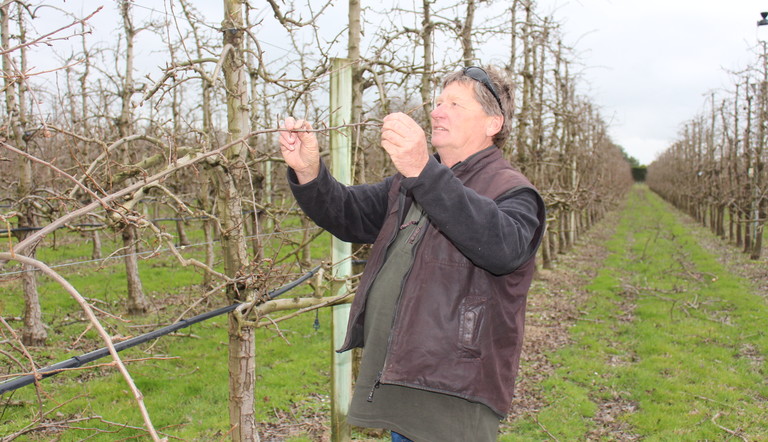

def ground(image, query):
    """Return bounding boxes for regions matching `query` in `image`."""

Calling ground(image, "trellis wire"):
[0,225,319,278]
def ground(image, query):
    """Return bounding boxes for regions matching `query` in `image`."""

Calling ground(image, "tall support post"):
[330,58,353,441]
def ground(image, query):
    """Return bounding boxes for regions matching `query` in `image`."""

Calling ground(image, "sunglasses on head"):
[463,66,503,113]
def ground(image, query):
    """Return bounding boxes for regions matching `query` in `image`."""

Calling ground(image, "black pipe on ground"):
[0,264,323,395]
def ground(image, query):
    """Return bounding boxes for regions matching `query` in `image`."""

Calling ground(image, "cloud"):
[546,0,766,165]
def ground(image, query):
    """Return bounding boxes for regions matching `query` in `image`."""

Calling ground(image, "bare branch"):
[0,7,102,56]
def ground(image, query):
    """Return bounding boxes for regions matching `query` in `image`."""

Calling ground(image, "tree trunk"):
[460,0,475,65]
[244,9,265,263]
[176,218,191,247]
[196,179,216,288]
[541,228,552,269]
[221,1,258,440]
[301,217,313,267]
[348,0,365,185]
[2,3,46,346]
[115,0,147,313]
[751,52,767,260]
[91,229,103,261]
[227,313,256,439]
[750,219,764,260]
[213,160,257,441]
[203,217,216,289]
[419,0,434,118]
[515,0,533,164]
[21,254,46,345]
[123,225,149,314]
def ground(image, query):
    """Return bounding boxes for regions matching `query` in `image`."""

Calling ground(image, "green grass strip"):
[520,185,768,440]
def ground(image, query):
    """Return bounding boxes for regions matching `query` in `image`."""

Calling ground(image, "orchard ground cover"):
[504,185,768,440]
[1,185,766,440]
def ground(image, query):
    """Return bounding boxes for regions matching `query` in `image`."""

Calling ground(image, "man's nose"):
[430,104,443,118]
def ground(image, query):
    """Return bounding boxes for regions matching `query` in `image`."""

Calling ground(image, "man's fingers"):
[382,115,409,137]
[279,135,296,152]
[382,112,423,141]
[278,124,298,151]
[281,117,313,134]
[279,117,316,152]
[381,128,402,149]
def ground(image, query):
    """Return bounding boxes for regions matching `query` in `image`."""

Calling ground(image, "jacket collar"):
[442,145,499,173]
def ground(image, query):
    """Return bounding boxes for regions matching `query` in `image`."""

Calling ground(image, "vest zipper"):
[367,370,383,402]
[407,223,424,244]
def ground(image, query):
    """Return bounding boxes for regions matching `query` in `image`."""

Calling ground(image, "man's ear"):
[486,115,504,137]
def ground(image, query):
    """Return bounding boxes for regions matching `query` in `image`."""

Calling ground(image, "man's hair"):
[441,66,515,148]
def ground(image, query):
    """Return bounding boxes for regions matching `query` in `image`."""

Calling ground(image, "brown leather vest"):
[339,147,546,416]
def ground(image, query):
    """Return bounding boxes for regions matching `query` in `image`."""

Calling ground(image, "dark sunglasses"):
[463,66,503,113]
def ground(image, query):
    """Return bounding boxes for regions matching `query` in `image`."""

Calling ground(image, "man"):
[279,66,546,441]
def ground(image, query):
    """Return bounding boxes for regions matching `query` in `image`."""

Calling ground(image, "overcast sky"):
[541,0,768,165]
[34,1,768,166]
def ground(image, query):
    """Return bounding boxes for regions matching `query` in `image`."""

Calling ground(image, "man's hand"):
[279,117,321,184]
[381,112,430,178]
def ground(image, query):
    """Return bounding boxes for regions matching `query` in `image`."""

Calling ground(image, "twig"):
[1,213,18,256]
[0,348,25,373]
[9,134,223,266]
[71,323,92,348]
[1,133,235,263]
[535,415,559,441]
[253,292,354,327]
[711,412,748,442]
[0,7,103,56]
[1,119,380,269]
[693,394,741,411]
[261,316,291,345]
[574,317,605,324]
[2,414,182,441]
[139,217,231,283]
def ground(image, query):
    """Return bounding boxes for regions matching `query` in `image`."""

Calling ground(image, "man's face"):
[430,81,495,152]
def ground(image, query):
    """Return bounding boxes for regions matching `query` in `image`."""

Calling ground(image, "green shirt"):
[347,202,500,441]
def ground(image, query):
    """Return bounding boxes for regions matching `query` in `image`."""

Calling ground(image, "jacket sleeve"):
[288,160,393,244]
[402,156,544,275]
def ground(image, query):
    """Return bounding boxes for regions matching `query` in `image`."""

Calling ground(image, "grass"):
[3,313,333,440]
[505,185,768,440]
[1,218,336,440]
[3,187,768,440]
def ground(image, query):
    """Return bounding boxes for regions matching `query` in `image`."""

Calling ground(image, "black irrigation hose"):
[0,264,324,395]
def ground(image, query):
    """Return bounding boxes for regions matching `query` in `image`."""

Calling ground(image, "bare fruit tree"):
[648,41,767,260]
[1,2,47,347]
[0,0,636,439]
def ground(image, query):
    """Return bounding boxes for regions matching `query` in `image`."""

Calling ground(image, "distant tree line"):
[647,42,767,260]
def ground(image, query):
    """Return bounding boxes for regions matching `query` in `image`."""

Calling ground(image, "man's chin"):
[430,135,448,148]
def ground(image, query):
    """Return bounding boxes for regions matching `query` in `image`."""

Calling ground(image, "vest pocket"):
[458,296,486,358]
